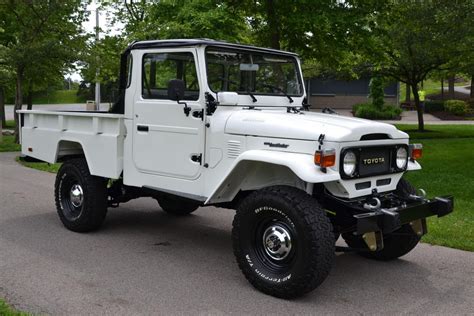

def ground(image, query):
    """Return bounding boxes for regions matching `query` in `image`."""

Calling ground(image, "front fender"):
[205,150,340,204]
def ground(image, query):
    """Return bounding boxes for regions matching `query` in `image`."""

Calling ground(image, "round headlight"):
[396,147,408,169]
[343,151,357,176]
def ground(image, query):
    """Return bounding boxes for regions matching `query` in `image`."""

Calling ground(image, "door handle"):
[137,125,149,132]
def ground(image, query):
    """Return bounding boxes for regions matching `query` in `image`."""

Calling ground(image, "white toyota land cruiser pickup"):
[18,39,453,299]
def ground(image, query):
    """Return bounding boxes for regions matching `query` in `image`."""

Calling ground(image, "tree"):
[105,0,249,42]
[0,44,14,128]
[0,0,88,142]
[230,0,387,73]
[366,0,474,131]
[77,35,127,103]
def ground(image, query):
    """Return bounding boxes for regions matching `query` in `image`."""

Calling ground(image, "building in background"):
[306,77,399,109]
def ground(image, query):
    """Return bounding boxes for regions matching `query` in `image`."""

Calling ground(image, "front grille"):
[358,147,391,177]
[340,145,407,179]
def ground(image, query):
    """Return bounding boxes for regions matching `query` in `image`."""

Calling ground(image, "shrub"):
[467,98,474,110]
[424,100,444,113]
[444,100,469,116]
[354,103,402,120]
[369,76,385,110]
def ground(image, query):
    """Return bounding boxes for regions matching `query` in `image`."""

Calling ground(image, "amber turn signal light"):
[410,143,423,160]
[315,149,336,168]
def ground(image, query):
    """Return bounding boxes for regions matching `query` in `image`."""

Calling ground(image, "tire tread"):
[232,186,334,299]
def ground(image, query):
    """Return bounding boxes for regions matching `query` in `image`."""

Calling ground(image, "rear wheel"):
[157,195,200,216]
[54,158,108,232]
[232,186,334,299]
[342,178,421,260]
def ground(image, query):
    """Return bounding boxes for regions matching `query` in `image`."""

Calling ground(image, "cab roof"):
[127,39,298,57]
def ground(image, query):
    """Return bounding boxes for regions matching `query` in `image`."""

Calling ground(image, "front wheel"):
[232,186,335,299]
[54,158,108,232]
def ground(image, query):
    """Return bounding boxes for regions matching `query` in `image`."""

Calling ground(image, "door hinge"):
[191,153,202,165]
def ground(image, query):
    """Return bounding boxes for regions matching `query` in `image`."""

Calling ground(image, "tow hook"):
[409,188,427,201]
[363,197,381,210]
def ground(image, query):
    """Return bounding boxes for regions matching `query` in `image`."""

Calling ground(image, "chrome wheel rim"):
[69,184,84,208]
[262,224,293,261]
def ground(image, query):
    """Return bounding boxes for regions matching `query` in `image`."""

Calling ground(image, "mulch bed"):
[429,111,474,120]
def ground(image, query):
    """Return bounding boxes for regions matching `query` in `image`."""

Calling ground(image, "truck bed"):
[18,110,126,179]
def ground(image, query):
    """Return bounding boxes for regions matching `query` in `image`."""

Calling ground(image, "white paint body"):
[18,43,421,204]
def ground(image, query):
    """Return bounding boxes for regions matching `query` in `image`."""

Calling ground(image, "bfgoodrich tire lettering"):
[232,186,334,299]
[54,158,108,232]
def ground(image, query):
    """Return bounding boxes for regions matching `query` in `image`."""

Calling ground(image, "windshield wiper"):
[261,84,294,103]
[218,77,257,103]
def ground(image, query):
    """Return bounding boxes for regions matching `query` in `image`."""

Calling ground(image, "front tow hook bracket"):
[409,218,427,236]
[362,231,384,251]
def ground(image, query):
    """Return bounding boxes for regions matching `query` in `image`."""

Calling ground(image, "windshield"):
[205,48,303,97]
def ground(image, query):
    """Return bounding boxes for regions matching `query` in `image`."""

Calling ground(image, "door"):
[132,48,205,180]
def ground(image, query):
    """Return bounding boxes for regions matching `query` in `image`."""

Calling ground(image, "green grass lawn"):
[16,156,61,173]
[0,135,20,152]
[400,79,441,101]
[395,124,474,139]
[399,79,470,101]
[32,89,86,104]
[397,125,474,251]
[2,120,16,129]
[0,299,26,316]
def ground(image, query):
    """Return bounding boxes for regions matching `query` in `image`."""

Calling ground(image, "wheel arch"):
[54,138,122,179]
[205,150,340,205]
[56,139,87,162]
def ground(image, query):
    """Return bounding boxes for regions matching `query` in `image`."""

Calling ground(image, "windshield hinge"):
[205,92,218,116]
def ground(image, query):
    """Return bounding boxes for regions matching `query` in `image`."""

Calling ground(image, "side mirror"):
[167,79,191,117]
[167,79,185,101]
[218,92,239,106]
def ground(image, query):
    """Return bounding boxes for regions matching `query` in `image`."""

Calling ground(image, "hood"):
[225,110,408,142]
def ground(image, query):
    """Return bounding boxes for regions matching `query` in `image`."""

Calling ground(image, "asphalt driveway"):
[0,152,473,315]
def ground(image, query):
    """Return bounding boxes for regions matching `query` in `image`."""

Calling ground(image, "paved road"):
[443,85,471,95]
[1,152,473,315]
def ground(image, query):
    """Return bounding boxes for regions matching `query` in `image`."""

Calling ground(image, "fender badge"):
[264,142,289,148]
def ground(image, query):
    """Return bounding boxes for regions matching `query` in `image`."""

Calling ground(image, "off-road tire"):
[232,186,335,299]
[157,195,200,216]
[54,158,108,232]
[342,178,421,260]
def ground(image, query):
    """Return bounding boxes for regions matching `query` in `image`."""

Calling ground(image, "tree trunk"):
[265,0,280,49]
[411,84,424,132]
[448,75,455,99]
[14,66,24,144]
[441,78,444,100]
[27,85,33,110]
[405,84,411,103]
[0,86,5,128]
[470,74,473,99]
